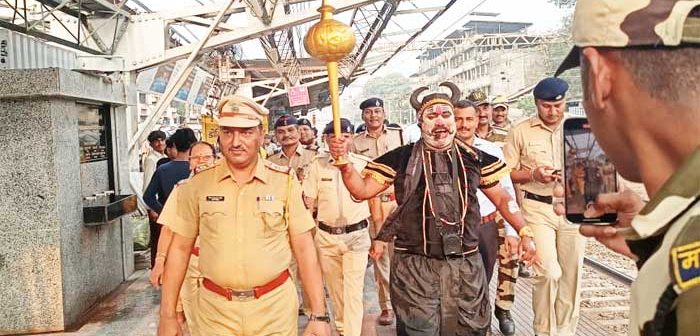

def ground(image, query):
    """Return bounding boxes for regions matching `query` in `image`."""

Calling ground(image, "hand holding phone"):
[563,118,618,224]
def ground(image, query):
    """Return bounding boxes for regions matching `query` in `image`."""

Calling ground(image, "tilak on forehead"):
[409,82,461,119]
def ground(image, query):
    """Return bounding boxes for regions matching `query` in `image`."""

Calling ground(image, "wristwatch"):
[308,313,331,323]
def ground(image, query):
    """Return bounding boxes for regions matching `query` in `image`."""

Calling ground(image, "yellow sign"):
[201,115,219,145]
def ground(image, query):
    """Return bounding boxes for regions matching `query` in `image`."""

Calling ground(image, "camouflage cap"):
[556,0,700,76]
[466,90,489,106]
[491,96,509,109]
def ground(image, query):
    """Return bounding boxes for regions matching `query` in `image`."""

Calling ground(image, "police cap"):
[533,77,569,101]
[359,98,384,110]
[274,115,298,129]
[323,118,354,135]
[297,118,313,128]
[217,95,268,128]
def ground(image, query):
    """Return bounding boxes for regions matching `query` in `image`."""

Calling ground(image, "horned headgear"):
[409,81,461,119]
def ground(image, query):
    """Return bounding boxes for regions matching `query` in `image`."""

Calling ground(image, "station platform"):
[38,264,618,336]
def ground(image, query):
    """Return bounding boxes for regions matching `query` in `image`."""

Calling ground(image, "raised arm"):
[338,163,389,200]
[327,136,395,200]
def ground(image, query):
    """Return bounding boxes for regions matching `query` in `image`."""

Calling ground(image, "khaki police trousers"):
[369,199,395,311]
[522,198,586,336]
[196,277,298,336]
[180,253,201,336]
[315,227,371,336]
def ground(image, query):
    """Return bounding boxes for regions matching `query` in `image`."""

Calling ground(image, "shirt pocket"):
[524,140,551,166]
[256,199,288,238]
[199,201,229,236]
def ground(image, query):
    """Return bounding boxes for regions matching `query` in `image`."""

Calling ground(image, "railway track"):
[584,256,635,285]
[579,253,635,335]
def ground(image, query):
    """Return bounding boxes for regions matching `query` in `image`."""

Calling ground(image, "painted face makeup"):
[420,103,456,150]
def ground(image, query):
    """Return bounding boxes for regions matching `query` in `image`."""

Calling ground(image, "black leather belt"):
[318,219,368,235]
[524,191,553,204]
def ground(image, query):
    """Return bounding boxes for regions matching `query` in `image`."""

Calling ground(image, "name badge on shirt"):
[671,241,700,291]
[257,195,275,202]
[206,196,225,202]
[321,177,333,182]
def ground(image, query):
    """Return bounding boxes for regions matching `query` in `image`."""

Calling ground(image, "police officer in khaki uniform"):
[268,114,317,316]
[267,115,319,316]
[302,119,371,336]
[268,115,317,181]
[504,77,586,336]
[350,97,402,325]
[298,118,320,151]
[158,95,330,336]
[467,90,509,146]
[553,1,700,335]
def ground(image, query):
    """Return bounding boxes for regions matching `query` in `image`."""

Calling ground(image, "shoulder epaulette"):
[492,127,509,135]
[265,160,292,174]
[386,124,402,131]
[302,147,318,155]
[192,162,217,175]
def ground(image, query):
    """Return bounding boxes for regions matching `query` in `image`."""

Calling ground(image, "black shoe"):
[518,262,534,278]
[494,306,515,336]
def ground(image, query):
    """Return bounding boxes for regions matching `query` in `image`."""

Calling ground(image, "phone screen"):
[563,118,618,224]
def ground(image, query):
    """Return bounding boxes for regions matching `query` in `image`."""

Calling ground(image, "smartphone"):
[563,118,618,224]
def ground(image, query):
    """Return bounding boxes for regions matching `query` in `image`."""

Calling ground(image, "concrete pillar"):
[0,68,132,334]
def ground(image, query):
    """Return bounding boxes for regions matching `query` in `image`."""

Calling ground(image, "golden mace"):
[304,1,356,165]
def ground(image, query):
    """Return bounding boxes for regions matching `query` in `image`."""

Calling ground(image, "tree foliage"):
[360,73,415,125]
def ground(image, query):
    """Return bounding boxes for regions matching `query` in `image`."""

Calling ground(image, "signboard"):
[136,60,214,106]
[79,105,108,163]
[201,115,219,146]
[288,85,310,107]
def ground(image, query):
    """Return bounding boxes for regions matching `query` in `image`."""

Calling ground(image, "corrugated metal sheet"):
[0,28,77,70]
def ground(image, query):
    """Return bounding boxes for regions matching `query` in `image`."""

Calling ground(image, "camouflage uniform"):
[555,1,700,335]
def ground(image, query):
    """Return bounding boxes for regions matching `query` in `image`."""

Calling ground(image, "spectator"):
[143,128,196,267]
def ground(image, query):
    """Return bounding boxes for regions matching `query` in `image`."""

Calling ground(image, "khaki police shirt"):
[170,159,315,289]
[352,126,403,196]
[267,143,316,181]
[626,148,700,336]
[302,152,371,226]
[503,115,564,197]
[351,126,403,159]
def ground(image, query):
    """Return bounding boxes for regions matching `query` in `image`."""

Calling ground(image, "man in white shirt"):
[143,130,167,192]
[454,99,520,336]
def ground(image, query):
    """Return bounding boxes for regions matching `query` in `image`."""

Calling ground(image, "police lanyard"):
[422,145,468,234]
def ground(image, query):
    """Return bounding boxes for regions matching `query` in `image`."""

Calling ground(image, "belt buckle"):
[331,226,345,235]
[229,289,255,301]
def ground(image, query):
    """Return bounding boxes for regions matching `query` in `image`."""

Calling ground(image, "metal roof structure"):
[0,0,463,175]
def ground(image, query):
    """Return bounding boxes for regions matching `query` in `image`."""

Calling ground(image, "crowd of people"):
[143,1,699,335]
